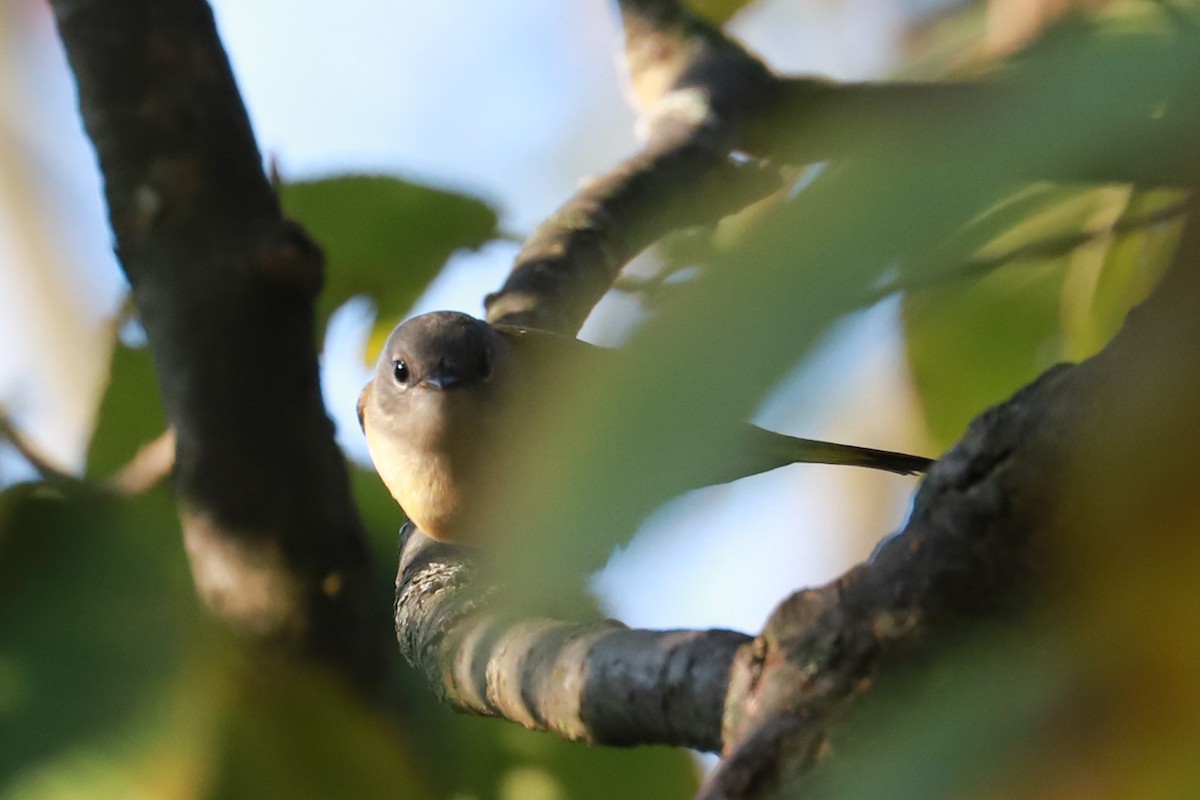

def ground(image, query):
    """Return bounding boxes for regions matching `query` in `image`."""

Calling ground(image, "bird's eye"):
[393,360,409,384]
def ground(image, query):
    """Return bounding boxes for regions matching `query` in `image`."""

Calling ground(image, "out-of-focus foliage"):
[84,337,164,479]
[905,185,1184,447]
[0,486,425,800]
[485,2,1200,612]
[390,674,699,800]
[1062,188,1185,358]
[684,0,759,25]
[792,630,1069,800]
[905,257,1064,448]
[280,174,499,350]
[0,485,192,788]
[349,461,410,560]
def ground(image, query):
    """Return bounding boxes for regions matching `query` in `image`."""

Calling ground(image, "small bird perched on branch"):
[358,311,933,542]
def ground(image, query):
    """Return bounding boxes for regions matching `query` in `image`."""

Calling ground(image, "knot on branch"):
[253,219,325,298]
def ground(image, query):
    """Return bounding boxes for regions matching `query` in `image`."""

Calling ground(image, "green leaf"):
[684,0,760,25]
[793,631,1067,800]
[903,187,1126,448]
[280,175,499,328]
[904,261,1066,450]
[1062,188,1185,360]
[210,663,426,800]
[0,485,428,799]
[906,183,1181,446]
[85,339,165,480]
[0,485,193,788]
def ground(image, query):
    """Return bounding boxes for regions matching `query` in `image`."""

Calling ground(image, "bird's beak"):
[419,371,461,390]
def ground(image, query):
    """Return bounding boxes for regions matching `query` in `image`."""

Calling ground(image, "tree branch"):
[50,0,391,695]
[483,0,782,334]
[104,428,176,494]
[397,525,749,751]
[0,411,79,487]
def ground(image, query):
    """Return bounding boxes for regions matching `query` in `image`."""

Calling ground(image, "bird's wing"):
[490,323,933,480]
[491,323,609,365]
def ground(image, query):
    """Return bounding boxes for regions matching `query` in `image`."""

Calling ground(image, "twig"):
[868,194,1194,301]
[105,428,176,494]
[0,411,79,486]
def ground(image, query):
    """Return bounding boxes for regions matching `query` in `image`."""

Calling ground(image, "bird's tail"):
[714,425,934,485]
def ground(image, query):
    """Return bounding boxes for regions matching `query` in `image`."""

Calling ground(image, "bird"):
[358,311,933,542]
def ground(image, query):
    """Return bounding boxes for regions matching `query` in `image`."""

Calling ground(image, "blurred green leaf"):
[85,340,165,480]
[210,663,425,800]
[0,484,192,788]
[280,175,499,331]
[973,186,1120,261]
[492,729,698,800]
[906,184,1184,448]
[791,630,1067,800]
[904,261,1065,450]
[684,0,759,25]
[903,186,1121,448]
[1062,188,1185,360]
[0,484,430,799]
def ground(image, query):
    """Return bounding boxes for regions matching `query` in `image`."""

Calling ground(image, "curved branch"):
[396,524,749,751]
[50,0,391,695]
[483,0,782,334]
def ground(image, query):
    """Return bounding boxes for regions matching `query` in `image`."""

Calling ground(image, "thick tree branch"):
[698,201,1200,800]
[396,524,749,751]
[51,0,390,694]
